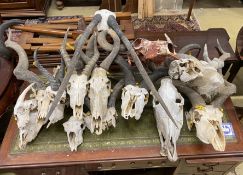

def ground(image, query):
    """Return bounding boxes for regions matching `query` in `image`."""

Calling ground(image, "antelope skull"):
[121,85,149,120]
[88,67,111,135]
[186,105,225,151]
[67,73,88,120]
[63,116,86,151]
[153,78,184,161]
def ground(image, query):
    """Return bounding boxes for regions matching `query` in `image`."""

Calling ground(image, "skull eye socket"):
[194,67,201,73]
[180,63,186,67]
[176,98,181,103]
[67,82,71,90]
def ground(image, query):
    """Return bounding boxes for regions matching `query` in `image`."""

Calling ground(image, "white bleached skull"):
[88,67,111,135]
[94,9,116,31]
[152,78,184,162]
[121,85,149,120]
[67,73,88,120]
[63,116,86,151]
[36,86,66,121]
[169,58,203,82]
[186,105,225,151]
[14,83,47,148]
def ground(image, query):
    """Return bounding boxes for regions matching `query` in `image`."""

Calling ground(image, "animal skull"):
[132,37,175,64]
[121,85,149,120]
[36,86,66,122]
[169,58,203,82]
[88,67,111,135]
[67,73,88,120]
[63,116,86,151]
[186,105,225,151]
[153,78,184,161]
[14,83,47,148]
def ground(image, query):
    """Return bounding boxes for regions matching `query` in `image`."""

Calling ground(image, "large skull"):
[63,116,86,151]
[14,83,47,148]
[36,86,66,122]
[88,67,111,135]
[152,78,184,161]
[186,105,225,151]
[67,73,88,120]
[169,58,203,82]
[121,85,149,120]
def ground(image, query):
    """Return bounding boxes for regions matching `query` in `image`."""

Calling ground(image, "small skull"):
[186,105,225,151]
[121,85,149,120]
[67,73,88,120]
[63,116,86,151]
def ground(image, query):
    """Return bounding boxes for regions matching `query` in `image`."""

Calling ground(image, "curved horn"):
[114,55,135,86]
[60,28,71,67]
[85,33,96,59]
[178,44,201,54]
[5,30,44,89]
[97,30,126,52]
[217,39,230,61]
[107,15,179,128]
[0,19,24,59]
[140,67,169,89]
[203,44,211,63]
[108,79,125,108]
[33,49,60,91]
[172,80,206,107]
[100,28,120,71]
[55,57,65,82]
[82,33,100,77]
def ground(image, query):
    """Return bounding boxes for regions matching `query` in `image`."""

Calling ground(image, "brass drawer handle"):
[197,166,213,172]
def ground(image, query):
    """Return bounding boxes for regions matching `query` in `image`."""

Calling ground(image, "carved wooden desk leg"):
[56,0,64,10]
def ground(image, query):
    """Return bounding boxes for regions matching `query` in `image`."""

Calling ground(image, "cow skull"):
[88,67,111,135]
[186,105,225,151]
[121,85,149,120]
[67,73,88,120]
[153,78,184,161]
[63,116,86,151]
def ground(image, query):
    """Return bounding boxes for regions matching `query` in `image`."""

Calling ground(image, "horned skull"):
[88,67,111,135]
[67,73,88,120]
[153,78,184,161]
[121,85,149,120]
[63,116,86,151]
[169,57,203,82]
[186,105,225,151]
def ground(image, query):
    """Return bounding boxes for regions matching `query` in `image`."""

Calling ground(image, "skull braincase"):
[88,67,111,135]
[121,85,149,120]
[67,73,88,120]
[63,116,86,151]
[186,105,225,151]
[169,58,203,82]
[153,78,184,161]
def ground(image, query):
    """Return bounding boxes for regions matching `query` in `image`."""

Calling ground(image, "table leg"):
[187,0,196,20]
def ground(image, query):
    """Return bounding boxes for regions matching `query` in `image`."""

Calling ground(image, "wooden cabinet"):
[0,0,51,18]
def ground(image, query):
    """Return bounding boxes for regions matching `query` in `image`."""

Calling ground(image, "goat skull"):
[121,85,149,120]
[153,78,184,161]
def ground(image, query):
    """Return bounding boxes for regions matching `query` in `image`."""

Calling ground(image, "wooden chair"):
[227,26,243,82]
